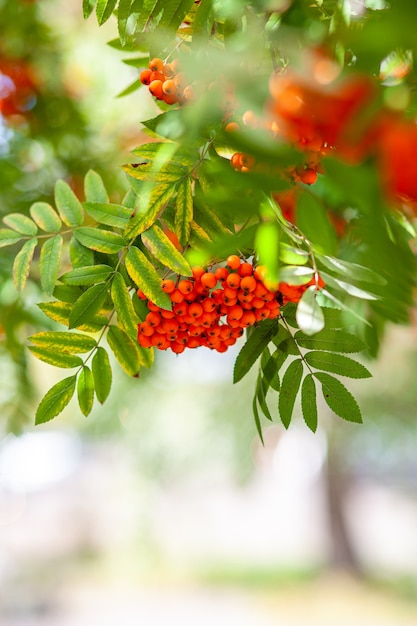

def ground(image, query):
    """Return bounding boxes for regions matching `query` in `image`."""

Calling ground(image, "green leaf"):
[107,325,141,376]
[54,180,84,227]
[278,266,315,285]
[111,272,139,339]
[118,0,140,43]
[279,243,309,266]
[125,246,172,310]
[35,376,77,425]
[116,79,141,98]
[175,178,193,247]
[278,359,303,429]
[69,283,109,329]
[296,286,325,336]
[252,393,265,445]
[77,366,95,416]
[123,183,178,240]
[74,227,126,253]
[3,213,38,236]
[318,255,387,286]
[83,0,96,18]
[69,236,95,269]
[296,192,337,254]
[28,346,83,369]
[137,344,154,368]
[61,264,114,286]
[301,374,317,432]
[320,272,379,301]
[30,202,62,233]
[29,331,97,353]
[142,224,192,276]
[52,285,83,304]
[40,235,63,296]
[96,0,118,24]
[255,221,280,286]
[256,373,273,422]
[233,319,279,383]
[84,170,109,203]
[12,238,37,292]
[294,329,366,353]
[92,347,112,403]
[0,228,22,248]
[305,351,372,379]
[84,202,132,229]
[315,372,362,423]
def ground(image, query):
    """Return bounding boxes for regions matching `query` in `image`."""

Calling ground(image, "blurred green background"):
[2,1,417,624]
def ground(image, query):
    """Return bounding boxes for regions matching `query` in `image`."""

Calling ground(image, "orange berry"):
[226,273,241,289]
[187,337,200,349]
[188,302,203,318]
[215,266,229,282]
[202,298,217,312]
[149,80,164,99]
[226,255,241,270]
[230,153,243,169]
[140,69,152,85]
[173,302,188,316]
[162,92,178,105]
[162,79,177,95]
[150,71,165,82]
[148,301,160,312]
[225,121,239,132]
[200,272,217,289]
[240,276,257,293]
[240,311,256,327]
[178,279,194,294]
[300,168,318,185]
[146,312,161,327]
[162,279,176,293]
[174,72,187,90]
[137,289,147,300]
[170,289,184,303]
[238,262,253,277]
[161,309,175,319]
[149,57,164,73]
[171,342,185,354]
[163,62,175,77]
[228,305,243,321]
[192,266,205,280]
[183,85,194,101]
[138,334,152,348]
[139,321,154,337]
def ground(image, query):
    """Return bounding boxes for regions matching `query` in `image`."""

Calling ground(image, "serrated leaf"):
[318,255,387,285]
[301,374,317,432]
[256,373,273,421]
[315,372,362,423]
[123,183,178,240]
[12,238,37,292]
[69,236,95,269]
[320,271,379,301]
[305,351,372,378]
[28,346,83,369]
[77,366,95,416]
[84,170,109,203]
[118,0,140,43]
[52,285,83,304]
[0,228,22,248]
[35,376,77,425]
[61,264,114,286]
[137,344,154,368]
[111,272,139,339]
[279,265,315,285]
[252,393,265,444]
[233,319,279,383]
[69,283,109,329]
[92,347,112,403]
[278,359,303,428]
[74,227,126,253]
[142,224,192,276]
[29,331,97,353]
[294,328,366,352]
[3,213,38,236]
[84,202,132,229]
[30,202,62,233]
[96,0,118,24]
[40,235,63,295]
[54,180,84,227]
[175,177,193,247]
[107,325,141,376]
[296,286,325,336]
[125,246,171,310]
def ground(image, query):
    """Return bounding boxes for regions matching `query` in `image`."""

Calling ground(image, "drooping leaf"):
[74,227,126,253]
[278,359,303,428]
[84,170,109,203]
[278,265,315,285]
[123,183,178,240]
[294,328,366,353]
[40,235,63,295]
[252,393,265,445]
[125,246,172,310]
[83,202,132,229]
[233,319,279,383]
[35,376,77,425]
[37,300,108,332]
[256,372,273,422]
[107,325,141,376]
[320,271,380,301]
[318,255,387,285]
[3,213,38,236]
[279,243,309,266]
[61,264,114,286]
[305,351,372,379]
[12,238,37,292]
[28,346,83,369]
[83,0,96,18]
[175,177,193,247]
[96,0,118,25]
[77,366,95,416]
[296,286,325,336]
[142,224,192,276]
[118,0,140,43]
[54,180,84,227]
[111,272,139,339]
[30,202,62,233]
[315,372,363,423]
[0,228,22,248]
[69,236,95,269]
[301,374,318,432]
[69,283,109,329]
[29,331,97,354]
[92,347,112,403]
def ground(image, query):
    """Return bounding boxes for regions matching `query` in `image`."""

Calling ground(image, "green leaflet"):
[125,246,172,310]
[320,271,380,301]
[233,319,279,383]
[294,329,366,353]
[304,351,372,379]
[54,180,84,227]
[38,300,108,332]
[278,265,315,285]
[296,286,325,336]
[301,374,318,432]
[123,183,178,240]
[107,325,141,376]
[69,236,95,269]
[279,243,309,266]
[84,170,109,203]
[123,163,184,184]
[83,0,96,18]
[83,202,132,229]
[118,0,140,43]
[315,372,363,423]
[252,393,265,445]
[92,347,112,403]
[3,213,38,236]
[13,238,37,293]
[29,331,97,354]
[40,235,63,296]
[111,272,139,339]
[61,264,114,286]
[296,191,337,255]
[255,221,280,286]
[278,359,303,428]
[175,177,193,247]
[318,255,387,285]
[35,375,77,425]
[28,346,83,369]
[96,0,118,25]
[77,366,95,416]
[74,227,126,253]
[142,224,192,276]
[69,283,109,329]
[0,228,22,248]
[30,202,62,233]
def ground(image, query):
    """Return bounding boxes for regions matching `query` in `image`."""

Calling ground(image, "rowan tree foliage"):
[1,0,417,437]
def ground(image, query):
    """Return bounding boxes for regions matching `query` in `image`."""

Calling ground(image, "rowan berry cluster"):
[139,57,192,105]
[137,255,324,354]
